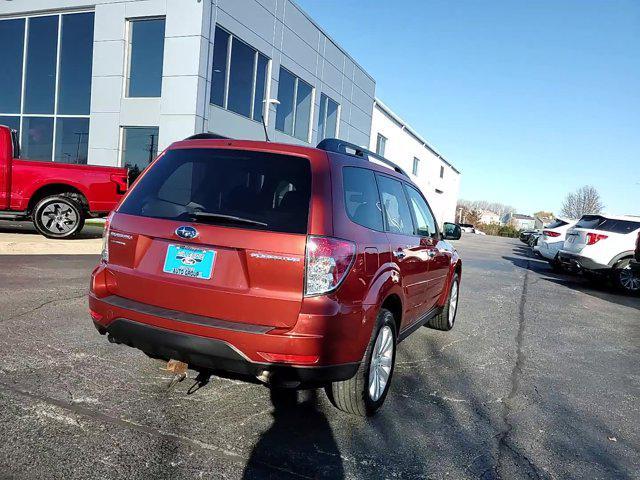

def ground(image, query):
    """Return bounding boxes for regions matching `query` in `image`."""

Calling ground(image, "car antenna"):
[261,98,280,142]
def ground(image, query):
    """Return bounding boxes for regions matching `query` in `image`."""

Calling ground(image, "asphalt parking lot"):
[0,234,638,479]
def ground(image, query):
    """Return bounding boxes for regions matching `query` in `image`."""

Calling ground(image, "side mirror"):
[442,222,462,240]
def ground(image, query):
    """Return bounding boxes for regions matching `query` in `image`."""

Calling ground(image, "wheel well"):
[455,261,462,277]
[27,184,88,214]
[381,294,402,334]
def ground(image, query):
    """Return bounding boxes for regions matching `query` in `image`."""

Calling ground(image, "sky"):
[296,0,640,216]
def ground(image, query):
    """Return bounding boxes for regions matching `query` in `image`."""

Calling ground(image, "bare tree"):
[560,185,604,219]
[458,199,515,218]
[466,209,482,226]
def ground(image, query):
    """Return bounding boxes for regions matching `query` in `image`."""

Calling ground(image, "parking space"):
[0,235,638,479]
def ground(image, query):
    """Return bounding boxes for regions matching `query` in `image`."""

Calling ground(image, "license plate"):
[163,244,215,280]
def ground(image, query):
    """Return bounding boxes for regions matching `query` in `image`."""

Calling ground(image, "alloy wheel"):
[619,266,640,292]
[368,325,394,402]
[448,280,459,327]
[41,202,78,234]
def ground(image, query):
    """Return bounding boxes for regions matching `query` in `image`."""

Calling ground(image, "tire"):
[32,195,85,239]
[613,259,640,295]
[426,273,460,331]
[326,309,397,416]
[549,255,563,272]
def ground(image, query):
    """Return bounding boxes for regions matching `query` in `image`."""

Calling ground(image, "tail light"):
[304,236,356,296]
[543,230,561,237]
[586,233,608,245]
[101,212,113,263]
[110,173,128,194]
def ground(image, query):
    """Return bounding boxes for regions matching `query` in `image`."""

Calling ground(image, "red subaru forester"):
[89,137,462,416]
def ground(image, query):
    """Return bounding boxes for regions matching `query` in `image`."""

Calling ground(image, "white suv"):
[534,218,577,267]
[559,214,640,294]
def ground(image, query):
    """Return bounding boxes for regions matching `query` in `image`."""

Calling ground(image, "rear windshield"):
[575,215,640,234]
[546,219,568,229]
[118,148,311,234]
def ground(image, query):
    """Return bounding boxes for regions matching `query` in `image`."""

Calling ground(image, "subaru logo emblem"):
[176,226,198,239]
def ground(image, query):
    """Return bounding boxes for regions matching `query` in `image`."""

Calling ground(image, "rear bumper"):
[95,318,359,386]
[89,290,370,386]
[558,251,608,272]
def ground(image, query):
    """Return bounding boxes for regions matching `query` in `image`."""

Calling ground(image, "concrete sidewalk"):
[0,220,103,255]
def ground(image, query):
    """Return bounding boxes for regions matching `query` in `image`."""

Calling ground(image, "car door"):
[404,185,450,309]
[376,174,429,328]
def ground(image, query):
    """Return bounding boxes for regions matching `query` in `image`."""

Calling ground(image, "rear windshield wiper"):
[188,211,268,228]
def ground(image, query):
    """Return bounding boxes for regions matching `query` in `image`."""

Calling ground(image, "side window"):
[343,167,383,231]
[376,175,414,235]
[405,185,437,239]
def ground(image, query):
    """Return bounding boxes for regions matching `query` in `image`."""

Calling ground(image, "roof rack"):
[185,133,230,140]
[316,138,409,178]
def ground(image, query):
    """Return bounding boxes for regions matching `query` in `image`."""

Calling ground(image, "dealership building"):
[0,0,460,223]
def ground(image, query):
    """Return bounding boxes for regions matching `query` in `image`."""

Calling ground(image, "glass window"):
[317,93,339,141]
[376,134,386,156]
[127,18,165,97]
[121,127,159,181]
[0,116,20,136]
[21,117,54,161]
[0,19,25,114]
[294,79,312,141]
[118,148,312,235]
[405,185,437,239]
[253,54,269,121]
[343,167,383,231]
[57,13,94,115]
[276,68,295,134]
[276,67,314,142]
[210,27,229,107]
[210,26,270,121]
[412,157,420,176]
[24,16,59,114]
[55,117,89,164]
[227,38,255,118]
[376,175,414,235]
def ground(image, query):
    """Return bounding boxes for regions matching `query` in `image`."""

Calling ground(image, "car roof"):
[579,213,640,222]
[167,138,411,183]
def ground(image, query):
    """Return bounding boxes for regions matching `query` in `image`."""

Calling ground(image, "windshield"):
[118,148,312,234]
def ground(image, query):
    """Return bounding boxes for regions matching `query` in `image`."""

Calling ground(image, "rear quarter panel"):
[9,159,127,212]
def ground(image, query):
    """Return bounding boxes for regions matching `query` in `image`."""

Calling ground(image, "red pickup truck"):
[0,125,128,239]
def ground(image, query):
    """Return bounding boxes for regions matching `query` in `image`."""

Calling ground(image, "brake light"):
[110,173,128,194]
[304,236,356,296]
[586,233,608,245]
[543,230,561,237]
[101,212,113,263]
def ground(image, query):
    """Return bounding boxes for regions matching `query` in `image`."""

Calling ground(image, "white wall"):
[369,100,460,226]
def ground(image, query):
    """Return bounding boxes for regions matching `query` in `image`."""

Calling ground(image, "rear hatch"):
[105,147,313,329]
[563,215,604,253]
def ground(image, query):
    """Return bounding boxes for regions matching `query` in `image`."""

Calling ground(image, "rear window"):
[546,219,568,229]
[575,215,640,234]
[118,148,311,234]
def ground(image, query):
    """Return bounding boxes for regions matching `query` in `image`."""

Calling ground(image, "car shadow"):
[502,250,640,310]
[242,388,344,479]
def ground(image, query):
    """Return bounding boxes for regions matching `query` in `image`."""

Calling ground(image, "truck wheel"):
[613,259,640,295]
[32,195,85,239]
[427,273,460,331]
[326,308,397,416]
